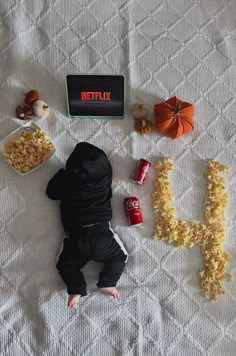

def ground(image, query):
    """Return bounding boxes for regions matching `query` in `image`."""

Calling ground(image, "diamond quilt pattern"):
[0,0,236,355]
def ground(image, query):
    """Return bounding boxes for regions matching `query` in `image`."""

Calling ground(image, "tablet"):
[66,75,125,118]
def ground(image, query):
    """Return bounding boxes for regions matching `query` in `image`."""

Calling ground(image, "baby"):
[46,142,128,307]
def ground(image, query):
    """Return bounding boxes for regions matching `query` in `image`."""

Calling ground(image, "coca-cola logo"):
[142,166,149,174]
[126,199,140,211]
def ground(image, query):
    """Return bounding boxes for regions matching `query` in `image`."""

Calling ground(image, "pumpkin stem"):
[175,103,181,114]
[142,119,146,127]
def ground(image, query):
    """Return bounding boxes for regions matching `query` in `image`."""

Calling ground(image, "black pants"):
[56,222,128,296]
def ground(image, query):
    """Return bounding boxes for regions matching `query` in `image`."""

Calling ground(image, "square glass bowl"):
[0,121,55,175]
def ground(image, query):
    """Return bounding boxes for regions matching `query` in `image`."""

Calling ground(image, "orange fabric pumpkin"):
[154,96,194,139]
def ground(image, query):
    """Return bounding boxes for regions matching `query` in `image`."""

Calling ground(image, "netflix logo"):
[81,91,111,101]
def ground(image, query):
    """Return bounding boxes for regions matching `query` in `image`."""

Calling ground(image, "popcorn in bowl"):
[0,122,55,175]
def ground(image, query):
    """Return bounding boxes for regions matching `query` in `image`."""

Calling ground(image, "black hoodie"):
[46,142,112,233]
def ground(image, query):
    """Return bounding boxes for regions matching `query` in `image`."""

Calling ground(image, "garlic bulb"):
[32,100,49,118]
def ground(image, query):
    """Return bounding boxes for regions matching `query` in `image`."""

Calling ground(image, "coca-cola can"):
[124,196,143,226]
[131,159,151,184]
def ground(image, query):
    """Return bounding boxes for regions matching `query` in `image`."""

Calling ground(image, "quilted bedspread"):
[1,0,236,355]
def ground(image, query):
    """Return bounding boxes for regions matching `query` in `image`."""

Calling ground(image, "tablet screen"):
[66,75,124,117]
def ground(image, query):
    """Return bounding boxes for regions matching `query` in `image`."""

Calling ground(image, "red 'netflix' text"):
[81,92,111,101]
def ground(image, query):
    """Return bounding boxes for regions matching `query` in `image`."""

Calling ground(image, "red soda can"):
[124,197,143,226]
[131,159,151,184]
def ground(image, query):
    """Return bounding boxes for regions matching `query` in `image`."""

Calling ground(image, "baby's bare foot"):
[98,287,120,300]
[68,294,80,308]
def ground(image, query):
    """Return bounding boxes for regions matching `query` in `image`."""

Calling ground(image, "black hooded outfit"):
[46,142,128,296]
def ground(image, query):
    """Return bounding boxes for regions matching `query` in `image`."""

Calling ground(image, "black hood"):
[46,142,113,230]
[66,142,112,183]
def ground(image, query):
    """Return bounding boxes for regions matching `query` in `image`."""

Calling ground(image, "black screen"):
[66,75,124,117]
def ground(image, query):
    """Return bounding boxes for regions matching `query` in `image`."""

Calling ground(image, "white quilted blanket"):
[1,1,236,355]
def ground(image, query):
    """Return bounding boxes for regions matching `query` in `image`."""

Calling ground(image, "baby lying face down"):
[46,142,128,307]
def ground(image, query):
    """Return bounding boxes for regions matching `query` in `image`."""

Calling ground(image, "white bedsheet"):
[0,0,236,355]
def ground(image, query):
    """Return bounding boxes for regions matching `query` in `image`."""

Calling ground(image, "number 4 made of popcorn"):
[153,158,232,301]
